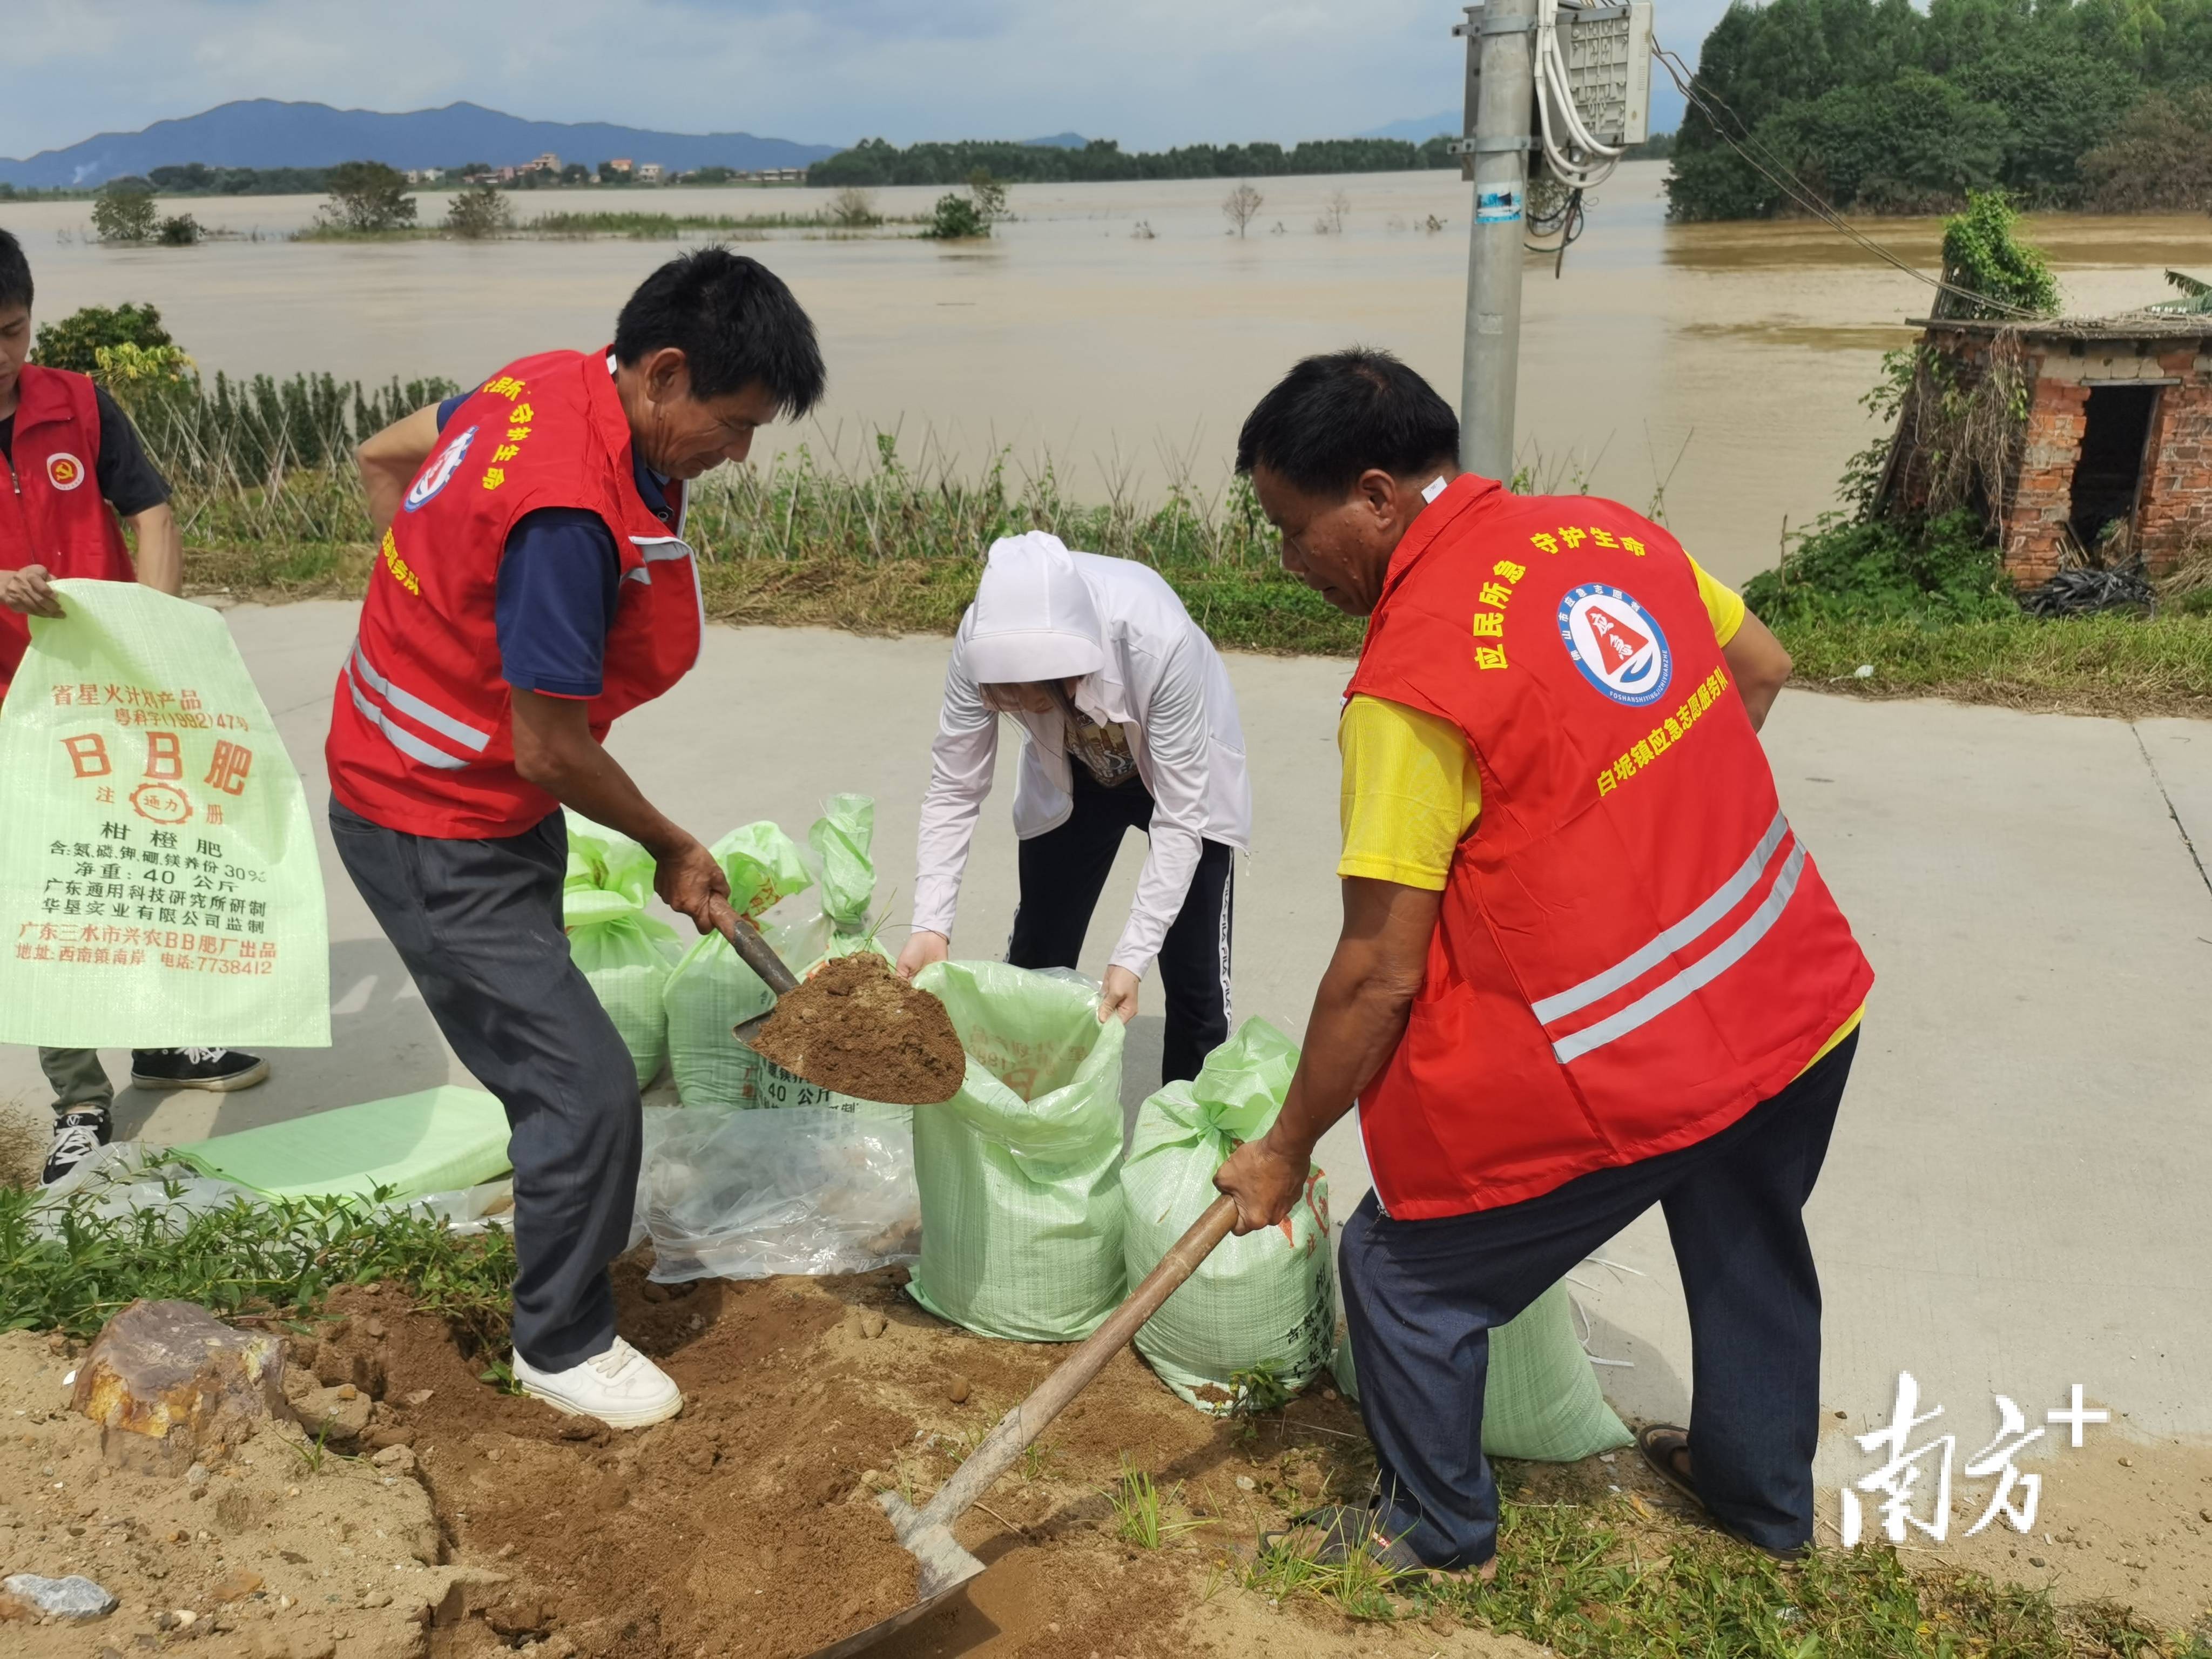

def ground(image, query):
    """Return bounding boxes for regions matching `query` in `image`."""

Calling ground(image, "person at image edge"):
[0,225,271,1188]
[1212,349,1873,1576]
[326,248,825,1431]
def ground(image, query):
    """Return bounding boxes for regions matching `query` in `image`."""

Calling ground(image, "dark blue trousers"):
[1340,1031,1857,1566]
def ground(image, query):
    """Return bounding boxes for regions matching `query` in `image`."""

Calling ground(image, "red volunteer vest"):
[1,365,137,698]
[324,349,702,838]
[1345,475,1873,1219]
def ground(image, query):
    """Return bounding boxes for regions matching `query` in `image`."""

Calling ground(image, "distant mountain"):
[1021,132,1090,149]
[0,100,841,189]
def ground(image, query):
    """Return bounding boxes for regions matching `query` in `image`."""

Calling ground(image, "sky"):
[3,0,1729,160]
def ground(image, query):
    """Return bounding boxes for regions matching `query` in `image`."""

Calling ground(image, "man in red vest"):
[331,249,824,1429]
[1215,350,1872,1574]
[0,227,270,1186]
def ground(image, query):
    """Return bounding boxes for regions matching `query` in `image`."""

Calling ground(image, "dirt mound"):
[752,953,965,1106]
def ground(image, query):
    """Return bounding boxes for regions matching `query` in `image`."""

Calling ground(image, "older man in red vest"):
[0,227,269,1186]
[1215,350,1872,1576]
[331,249,823,1429]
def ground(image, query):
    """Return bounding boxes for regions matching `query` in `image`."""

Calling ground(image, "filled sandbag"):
[664,823,814,1109]
[1121,1019,1334,1410]
[905,961,1127,1341]
[1330,1282,1634,1461]
[172,1086,510,1204]
[563,814,684,1089]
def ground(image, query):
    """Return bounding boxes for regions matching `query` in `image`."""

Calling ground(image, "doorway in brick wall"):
[2067,384,2160,556]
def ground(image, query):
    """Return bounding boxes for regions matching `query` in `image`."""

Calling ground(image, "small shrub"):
[444,184,512,240]
[155,213,202,247]
[91,185,159,244]
[1934,190,2058,320]
[1744,509,2018,626]
[31,302,174,373]
[828,186,879,228]
[922,192,988,240]
[1222,181,1263,237]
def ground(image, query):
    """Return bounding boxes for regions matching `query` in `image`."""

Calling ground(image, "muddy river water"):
[8,163,2208,583]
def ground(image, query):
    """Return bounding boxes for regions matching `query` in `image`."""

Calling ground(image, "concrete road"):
[8,601,2210,1485]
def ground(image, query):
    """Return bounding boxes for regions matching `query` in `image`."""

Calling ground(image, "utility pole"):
[1455,0,1540,483]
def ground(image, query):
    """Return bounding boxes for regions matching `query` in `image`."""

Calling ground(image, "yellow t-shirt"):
[1337,556,1862,1064]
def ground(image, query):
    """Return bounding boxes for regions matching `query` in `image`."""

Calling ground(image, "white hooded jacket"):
[912,532,1251,977]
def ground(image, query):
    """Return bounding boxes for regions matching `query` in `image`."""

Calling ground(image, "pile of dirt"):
[751,953,966,1106]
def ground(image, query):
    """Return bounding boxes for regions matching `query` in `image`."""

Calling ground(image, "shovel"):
[712,905,806,1053]
[797,1193,1243,1659]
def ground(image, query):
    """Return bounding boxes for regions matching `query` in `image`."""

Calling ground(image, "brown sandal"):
[1635,1424,1704,1509]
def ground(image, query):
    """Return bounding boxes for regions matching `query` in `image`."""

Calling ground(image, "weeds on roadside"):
[1242,1486,2188,1658]
[0,1159,516,1351]
[1107,1458,1203,1550]
[286,1419,339,1476]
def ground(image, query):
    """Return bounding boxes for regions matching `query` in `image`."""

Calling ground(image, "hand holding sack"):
[663,821,814,1108]
[0,582,329,1049]
[1121,1019,1335,1411]
[562,813,683,1089]
[906,961,1128,1341]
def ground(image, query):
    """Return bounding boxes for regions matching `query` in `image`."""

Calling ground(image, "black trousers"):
[1005,765,1235,1087]
[1340,1031,1858,1566]
[329,799,641,1372]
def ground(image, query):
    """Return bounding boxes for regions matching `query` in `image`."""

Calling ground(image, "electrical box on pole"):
[1449,1,1654,482]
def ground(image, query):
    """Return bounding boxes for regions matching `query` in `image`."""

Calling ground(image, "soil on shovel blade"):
[751,952,966,1105]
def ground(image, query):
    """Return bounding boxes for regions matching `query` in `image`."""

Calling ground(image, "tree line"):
[1670,0,2212,218]
[807,135,1462,188]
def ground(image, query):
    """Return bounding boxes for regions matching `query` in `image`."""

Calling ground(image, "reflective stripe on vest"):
[343,639,493,772]
[1537,810,1809,1064]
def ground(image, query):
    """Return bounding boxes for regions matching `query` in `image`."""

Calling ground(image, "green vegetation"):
[318,159,416,233]
[91,181,160,244]
[29,301,174,373]
[520,208,892,237]
[1668,0,2212,218]
[921,171,1007,240]
[1246,1487,2186,1656]
[0,1158,516,1352]
[148,163,343,196]
[1106,1459,1204,1550]
[812,134,1458,188]
[1936,190,2060,319]
[444,184,512,240]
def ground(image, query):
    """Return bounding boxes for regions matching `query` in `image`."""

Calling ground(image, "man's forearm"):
[128,504,183,597]
[516,716,686,855]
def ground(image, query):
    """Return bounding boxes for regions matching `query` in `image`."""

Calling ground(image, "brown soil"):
[752,952,966,1106]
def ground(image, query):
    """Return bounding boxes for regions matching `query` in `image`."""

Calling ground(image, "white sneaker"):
[511,1337,682,1429]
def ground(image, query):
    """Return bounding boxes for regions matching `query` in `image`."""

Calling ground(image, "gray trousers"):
[329,798,642,1372]
[39,1048,114,1114]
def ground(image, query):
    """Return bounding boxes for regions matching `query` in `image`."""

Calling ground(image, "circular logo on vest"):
[45,453,86,491]
[1557,584,1673,706]
[403,423,478,512]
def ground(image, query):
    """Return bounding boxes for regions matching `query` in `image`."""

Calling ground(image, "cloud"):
[4,0,1733,160]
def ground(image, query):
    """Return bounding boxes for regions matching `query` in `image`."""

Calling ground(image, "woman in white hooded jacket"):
[896,531,1252,1085]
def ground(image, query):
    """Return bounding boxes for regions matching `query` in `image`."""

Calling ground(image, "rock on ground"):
[2,1574,118,1620]
[71,1299,288,1474]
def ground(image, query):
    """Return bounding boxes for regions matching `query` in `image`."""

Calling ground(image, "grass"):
[520,210,915,238]
[1107,1458,1206,1550]
[1243,1487,2194,1657]
[0,1155,516,1351]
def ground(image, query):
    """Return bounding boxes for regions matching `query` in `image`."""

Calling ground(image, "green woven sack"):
[1331,1282,1633,1461]
[1122,1019,1334,1410]
[808,793,875,929]
[0,581,329,1049]
[906,961,1127,1341]
[664,822,813,1110]
[563,813,683,1090]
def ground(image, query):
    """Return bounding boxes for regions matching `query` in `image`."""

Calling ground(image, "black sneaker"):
[129,1048,270,1092]
[43,1107,113,1185]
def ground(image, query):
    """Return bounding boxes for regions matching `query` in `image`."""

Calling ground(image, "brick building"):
[1900,315,2212,584]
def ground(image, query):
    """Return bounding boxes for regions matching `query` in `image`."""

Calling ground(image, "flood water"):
[8,164,2208,584]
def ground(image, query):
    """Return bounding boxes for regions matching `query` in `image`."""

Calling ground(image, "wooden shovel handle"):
[712,902,802,997]
[919,1193,1240,1529]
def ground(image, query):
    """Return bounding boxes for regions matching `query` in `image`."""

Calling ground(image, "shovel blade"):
[792,1494,986,1659]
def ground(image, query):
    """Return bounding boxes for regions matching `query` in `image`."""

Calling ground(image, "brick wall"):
[2135,353,2212,576]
